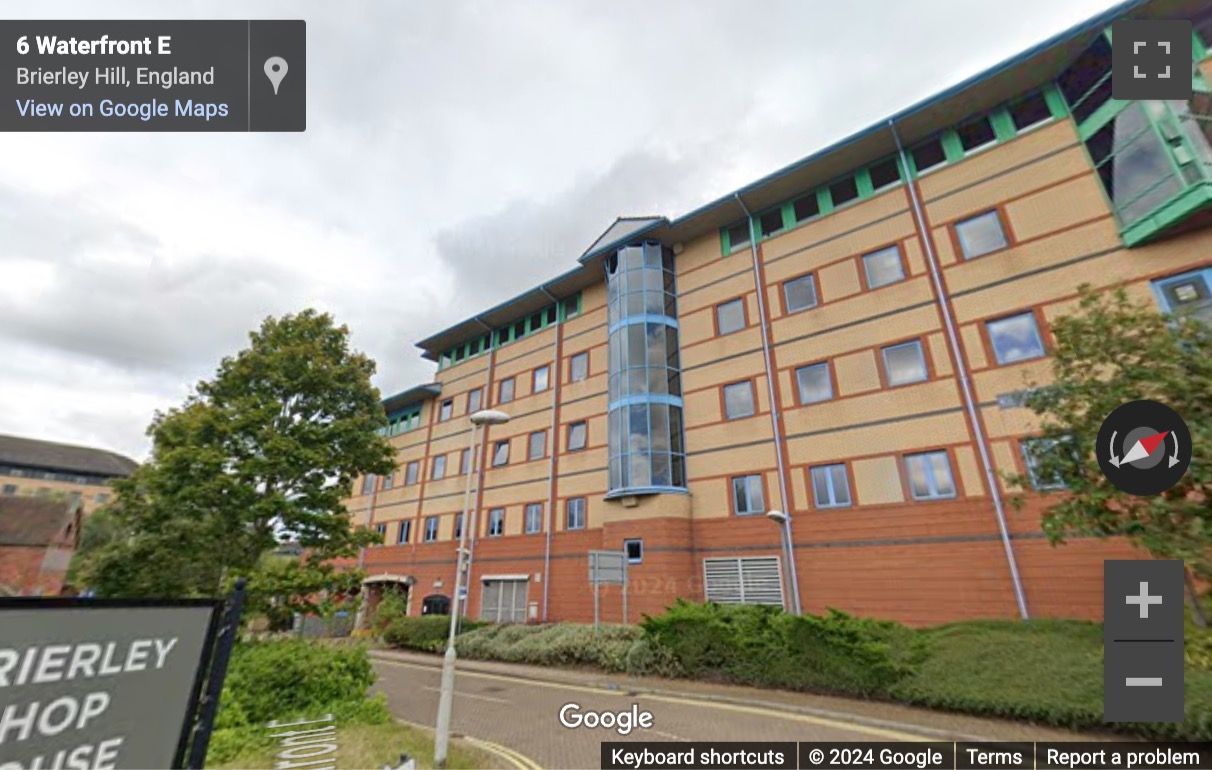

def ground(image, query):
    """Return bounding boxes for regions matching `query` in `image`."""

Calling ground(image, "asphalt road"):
[370,657,939,770]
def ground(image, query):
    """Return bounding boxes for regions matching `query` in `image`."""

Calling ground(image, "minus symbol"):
[1126,678,1163,687]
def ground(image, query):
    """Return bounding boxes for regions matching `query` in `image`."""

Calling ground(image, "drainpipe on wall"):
[540,288,562,622]
[888,118,1030,620]
[735,193,803,616]
[463,320,496,614]
[353,474,378,630]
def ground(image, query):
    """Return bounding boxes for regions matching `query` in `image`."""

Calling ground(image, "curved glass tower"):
[605,241,686,495]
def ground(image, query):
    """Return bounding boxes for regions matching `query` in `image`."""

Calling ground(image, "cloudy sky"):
[1,0,1120,462]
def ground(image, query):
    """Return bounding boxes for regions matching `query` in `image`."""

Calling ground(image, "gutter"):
[734,192,803,616]
[539,288,562,622]
[888,119,1030,620]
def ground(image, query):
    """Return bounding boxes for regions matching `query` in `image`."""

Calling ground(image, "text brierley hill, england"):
[0,638,182,770]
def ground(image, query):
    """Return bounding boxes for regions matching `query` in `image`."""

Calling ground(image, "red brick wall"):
[0,545,70,596]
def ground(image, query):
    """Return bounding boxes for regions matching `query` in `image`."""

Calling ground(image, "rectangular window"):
[732,474,765,515]
[567,421,588,451]
[397,520,411,544]
[868,157,901,190]
[405,461,419,485]
[95,493,110,504]
[493,440,510,467]
[793,194,820,222]
[424,516,438,542]
[624,539,643,564]
[459,448,471,475]
[2,484,16,495]
[563,295,580,319]
[566,497,587,530]
[882,340,928,386]
[759,209,784,237]
[987,312,1046,365]
[1021,437,1068,490]
[829,176,859,207]
[528,430,546,461]
[783,273,818,313]
[525,503,543,534]
[439,399,453,422]
[810,464,852,509]
[361,475,375,495]
[432,455,447,480]
[479,578,528,623]
[454,513,463,540]
[723,381,756,420]
[716,298,745,335]
[726,221,750,252]
[533,365,550,393]
[956,115,996,152]
[905,451,957,500]
[795,362,833,404]
[955,210,1008,258]
[1153,268,1212,324]
[569,351,589,382]
[467,388,482,414]
[861,245,905,289]
[382,473,394,491]
[498,377,515,404]
[488,508,505,536]
[1008,91,1051,131]
[375,523,386,538]
[911,139,946,174]
[703,556,783,606]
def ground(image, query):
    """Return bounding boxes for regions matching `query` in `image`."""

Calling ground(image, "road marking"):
[651,728,687,741]
[389,716,543,770]
[373,656,937,741]
[421,685,510,704]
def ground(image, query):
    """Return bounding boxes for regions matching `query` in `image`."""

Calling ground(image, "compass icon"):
[1097,400,1191,496]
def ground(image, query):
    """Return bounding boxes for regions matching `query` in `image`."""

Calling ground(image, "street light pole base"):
[433,645,458,768]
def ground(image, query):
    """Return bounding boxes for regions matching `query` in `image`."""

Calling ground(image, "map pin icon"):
[264,57,288,95]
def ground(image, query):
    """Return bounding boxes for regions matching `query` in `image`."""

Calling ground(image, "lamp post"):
[765,509,797,614]
[434,408,509,768]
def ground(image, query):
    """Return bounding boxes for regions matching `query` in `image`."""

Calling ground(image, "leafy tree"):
[1015,286,1211,624]
[78,310,394,601]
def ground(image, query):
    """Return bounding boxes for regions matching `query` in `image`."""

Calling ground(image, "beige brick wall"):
[853,456,904,505]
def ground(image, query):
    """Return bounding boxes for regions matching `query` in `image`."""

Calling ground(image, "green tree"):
[78,310,394,600]
[1015,286,1211,623]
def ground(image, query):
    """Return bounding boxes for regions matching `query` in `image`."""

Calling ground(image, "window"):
[569,352,589,382]
[955,211,1008,258]
[459,448,471,475]
[862,245,905,289]
[732,474,765,515]
[795,362,833,404]
[723,381,756,420]
[421,594,450,616]
[2,484,16,495]
[404,461,419,486]
[1021,437,1068,490]
[492,440,510,467]
[624,539,643,564]
[1153,268,1212,324]
[432,455,447,480]
[454,513,463,540]
[911,139,947,174]
[1009,91,1051,131]
[397,520,411,544]
[566,497,587,530]
[1056,34,1112,123]
[498,377,515,404]
[533,365,550,393]
[563,294,581,319]
[810,464,851,508]
[382,473,394,491]
[793,194,820,222]
[703,557,783,606]
[987,312,1046,365]
[480,578,527,623]
[488,508,505,536]
[868,157,901,190]
[716,298,745,335]
[725,221,750,252]
[439,399,453,422]
[468,388,482,414]
[882,340,928,386]
[528,431,546,461]
[94,492,109,504]
[361,475,376,495]
[567,421,587,451]
[424,516,438,542]
[525,503,543,534]
[783,274,818,313]
[759,209,784,237]
[905,451,957,500]
[375,523,386,538]
[956,115,996,152]
[829,176,859,207]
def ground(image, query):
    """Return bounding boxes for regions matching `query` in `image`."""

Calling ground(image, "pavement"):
[368,648,1106,770]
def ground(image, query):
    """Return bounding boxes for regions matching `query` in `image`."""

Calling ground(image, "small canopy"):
[362,573,416,586]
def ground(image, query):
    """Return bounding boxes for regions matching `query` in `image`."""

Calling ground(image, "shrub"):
[371,591,409,636]
[382,616,490,652]
[453,623,640,672]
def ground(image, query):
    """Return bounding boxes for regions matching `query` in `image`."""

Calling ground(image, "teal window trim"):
[440,291,579,365]
[940,129,965,163]
[1042,84,1068,119]
[989,108,1017,143]
[1195,28,1208,60]
[854,168,874,198]
[817,186,834,216]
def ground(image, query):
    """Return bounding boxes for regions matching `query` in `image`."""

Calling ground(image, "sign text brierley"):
[0,604,217,770]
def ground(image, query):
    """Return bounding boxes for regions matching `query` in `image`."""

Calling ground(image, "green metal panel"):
[1043,84,1069,119]
[1120,183,1212,246]
[990,108,1017,142]
[781,202,795,231]
[941,130,965,163]
[817,186,834,216]
[855,167,874,198]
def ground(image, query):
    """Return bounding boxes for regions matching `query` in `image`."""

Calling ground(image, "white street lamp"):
[434,408,509,767]
[765,510,797,614]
